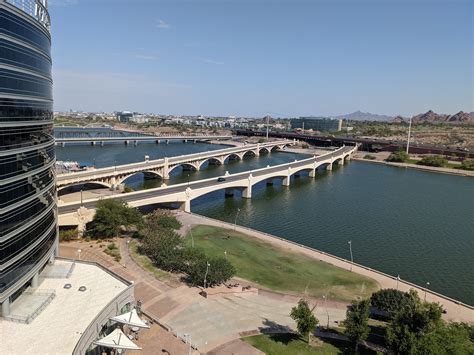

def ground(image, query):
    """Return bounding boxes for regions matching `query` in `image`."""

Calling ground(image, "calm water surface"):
[57,144,474,304]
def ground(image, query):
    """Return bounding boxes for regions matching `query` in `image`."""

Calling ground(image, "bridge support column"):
[156,139,160,144]
[91,141,96,146]
[339,159,345,166]
[166,140,170,145]
[100,141,104,147]
[326,163,333,171]
[179,200,191,213]
[163,157,170,180]
[282,176,290,186]
[225,188,234,197]
[309,169,316,178]
[266,178,274,186]
[125,140,129,145]
[134,140,138,146]
[242,186,252,199]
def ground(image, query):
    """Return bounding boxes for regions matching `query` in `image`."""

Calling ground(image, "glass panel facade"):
[0,3,55,298]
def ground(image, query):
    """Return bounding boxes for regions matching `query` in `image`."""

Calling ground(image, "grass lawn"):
[243,333,378,355]
[128,240,181,287]
[185,225,379,301]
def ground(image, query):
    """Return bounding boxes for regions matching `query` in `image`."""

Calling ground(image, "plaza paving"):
[164,293,347,352]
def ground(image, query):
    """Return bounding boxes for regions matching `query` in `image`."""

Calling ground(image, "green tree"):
[386,149,410,163]
[86,199,143,239]
[343,299,370,352]
[186,255,235,287]
[416,322,474,354]
[460,159,474,171]
[386,290,443,354]
[140,228,185,272]
[141,209,182,235]
[290,299,318,343]
[370,288,409,319]
[417,155,448,167]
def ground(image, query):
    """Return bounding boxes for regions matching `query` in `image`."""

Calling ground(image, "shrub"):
[141,228,186,272]
[103,243,121,262]
[59,229,78,242]
[417,155,447,167]
[301,143,309,149]
[386,150,409,163]
[123,186,134,193]
[143,210,182,233]
[363,154,376,160]
[258,138,265,143]
[460,159,474,171]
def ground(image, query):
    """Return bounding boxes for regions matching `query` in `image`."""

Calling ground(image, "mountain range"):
[336,110,474,123]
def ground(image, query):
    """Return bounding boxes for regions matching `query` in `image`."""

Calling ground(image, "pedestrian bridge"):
[56,141,291,190]
[58,145,357,230]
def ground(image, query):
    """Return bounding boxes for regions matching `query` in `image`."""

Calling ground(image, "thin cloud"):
[156,20,170,29]
[198,58,224,65]
[134,54,159,60]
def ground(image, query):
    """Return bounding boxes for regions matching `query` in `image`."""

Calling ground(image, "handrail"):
[5,0,51,30]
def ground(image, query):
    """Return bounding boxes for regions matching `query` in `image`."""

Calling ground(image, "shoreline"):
[353,157,474,177]
[176,211,474,324]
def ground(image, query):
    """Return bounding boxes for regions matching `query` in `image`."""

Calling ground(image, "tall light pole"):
[323,295,329,329]
[234,208,241,231]
[348,241,353,272]
[189,225,194,248]
[406,116,412,154]
[224,250,227,259]
[424,281,430,301]
[204,262,210,289]
[80,187,83,206]
[396,275,400,290]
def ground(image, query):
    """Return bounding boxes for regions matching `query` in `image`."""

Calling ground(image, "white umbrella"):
[110,309,150,329]
[93,329,141,350]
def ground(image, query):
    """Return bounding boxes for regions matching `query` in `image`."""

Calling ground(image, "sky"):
[49,0,473,117]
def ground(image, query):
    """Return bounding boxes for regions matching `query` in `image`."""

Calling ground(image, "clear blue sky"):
[49,0,473,117]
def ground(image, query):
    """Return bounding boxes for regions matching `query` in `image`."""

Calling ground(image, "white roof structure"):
[94,329,141,350]
[0,260,130,354]
[110,308,150,328]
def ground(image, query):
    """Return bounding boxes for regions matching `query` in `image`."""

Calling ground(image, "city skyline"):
[50,0,473,117]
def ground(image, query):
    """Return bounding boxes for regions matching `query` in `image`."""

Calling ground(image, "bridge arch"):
[168,162,199,175]
[242,150,257,158]
[259,147,271,154]
[315,161,333,171]
[223,153,242,163]
[198,157,224,170]
[117,170,163,185]
[57,181,111,194]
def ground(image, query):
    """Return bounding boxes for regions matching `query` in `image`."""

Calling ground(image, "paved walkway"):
[176,212,474,324]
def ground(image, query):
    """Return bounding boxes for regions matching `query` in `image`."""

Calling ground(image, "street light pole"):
[323,295,329,329]
[396,275,400,290]
[348,240,353,271]
[80,188,83,206]
[424,281,430,301]
[234,208,241,231]
[204,262,210,289]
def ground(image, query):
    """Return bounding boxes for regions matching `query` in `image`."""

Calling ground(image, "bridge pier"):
[242,186,252,199]
[326,163,333,171]
[282,176,290,186]
[100,141,104,147]
[134,140,138,146]
[156,139,160,144]
[225,188,234,197]
[179,200,191,213]
[338,159,345,166]
[266,178,274,186]
[91,141,96,146]
[309,169,316,178]
[166,140,170,145]
[125,140,130,145]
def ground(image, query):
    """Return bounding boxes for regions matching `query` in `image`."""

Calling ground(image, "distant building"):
[291,117,342,132]
[115,111,133,122]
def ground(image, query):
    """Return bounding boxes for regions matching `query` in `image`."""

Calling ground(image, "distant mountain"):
[410,110,473,124]
[336,110,394,122]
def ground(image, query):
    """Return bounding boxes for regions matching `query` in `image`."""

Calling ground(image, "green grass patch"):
[186,226,379,301]
[243,333,378,354]
[129,240,181,286]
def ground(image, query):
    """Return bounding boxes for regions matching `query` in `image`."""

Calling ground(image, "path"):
[176,212,474,324]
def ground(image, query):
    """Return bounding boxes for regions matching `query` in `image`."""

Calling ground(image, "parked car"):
[217,177,226,182]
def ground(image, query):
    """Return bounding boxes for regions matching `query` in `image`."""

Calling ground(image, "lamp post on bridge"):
[348,240,353,272]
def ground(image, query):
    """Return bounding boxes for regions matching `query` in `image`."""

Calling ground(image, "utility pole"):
[406,116,412,154]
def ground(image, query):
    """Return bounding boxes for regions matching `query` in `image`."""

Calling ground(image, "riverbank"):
[176,211,474,324]
[353,152,474,177]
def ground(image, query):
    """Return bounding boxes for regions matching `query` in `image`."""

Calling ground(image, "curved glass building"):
[0,0,56,316]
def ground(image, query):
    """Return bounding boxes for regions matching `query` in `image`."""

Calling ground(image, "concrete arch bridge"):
[56,141,291,190]
[58,145,357,230]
